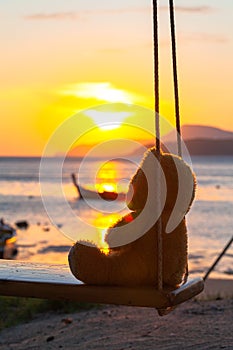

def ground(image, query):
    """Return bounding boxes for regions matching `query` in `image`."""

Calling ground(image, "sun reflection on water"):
[94,213,122,255]
[95,161,120,193]
[63,158,131,250]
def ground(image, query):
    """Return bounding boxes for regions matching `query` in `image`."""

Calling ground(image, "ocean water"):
[0,155,232,280]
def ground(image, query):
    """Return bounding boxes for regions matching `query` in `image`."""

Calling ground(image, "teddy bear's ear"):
[126,168,148,211]
[127,148,162,211]
[165,156,196,233]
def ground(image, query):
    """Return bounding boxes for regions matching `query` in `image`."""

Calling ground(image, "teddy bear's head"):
[126,148,196,231]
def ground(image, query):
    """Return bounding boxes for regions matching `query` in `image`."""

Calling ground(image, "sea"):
[0,155,232,280]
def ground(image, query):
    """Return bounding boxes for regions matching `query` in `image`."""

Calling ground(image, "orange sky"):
[1,1,233,156]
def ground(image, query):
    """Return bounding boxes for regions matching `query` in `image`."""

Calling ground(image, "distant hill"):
[67,139,141,158]
[67,125,233,158]
[132,125,233,156]
[165,139,233,156]
[163,125,233,155]
[163,124,233,143]
[131,139,233,156]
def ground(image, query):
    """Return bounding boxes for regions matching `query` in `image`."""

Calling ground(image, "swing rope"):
[153,0,182,155]
[169,0,182,157]
[169,0,189,284]
[152,0,163,291]
[153,0,161,154]
[152,0,185,291]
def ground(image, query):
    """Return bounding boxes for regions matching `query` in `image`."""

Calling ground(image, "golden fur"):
[68,148,196,288]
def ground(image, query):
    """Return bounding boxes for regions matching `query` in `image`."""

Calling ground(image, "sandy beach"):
[0,279,232,350]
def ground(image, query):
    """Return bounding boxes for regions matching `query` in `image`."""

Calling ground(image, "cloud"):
[59,82,142,104]
[96,5,216,15]
[23,8,149,21]
[162,6,215,14]
[89,7,149,15]
[183,33,228,44]
[86,6,216,15]
[23,12,80,21]
[23,5,216,21]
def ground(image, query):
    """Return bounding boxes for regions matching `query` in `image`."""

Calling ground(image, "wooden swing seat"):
[0,260,204,311]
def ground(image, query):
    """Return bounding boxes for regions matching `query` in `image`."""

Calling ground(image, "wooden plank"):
[0,281,171,308]
[0,260,80,284]
[0,260,169,308]
[0,260,204,309]
[168,277,205,306]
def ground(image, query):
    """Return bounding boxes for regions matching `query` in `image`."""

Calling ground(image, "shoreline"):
[14,223,233,281]
[198,278,233,299]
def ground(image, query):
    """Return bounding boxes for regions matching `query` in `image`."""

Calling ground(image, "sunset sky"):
[1,0,233,156]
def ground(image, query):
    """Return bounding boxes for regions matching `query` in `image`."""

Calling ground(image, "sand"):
[0,279,232,350]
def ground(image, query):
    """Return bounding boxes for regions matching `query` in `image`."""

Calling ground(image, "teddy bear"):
[68,148,196,288]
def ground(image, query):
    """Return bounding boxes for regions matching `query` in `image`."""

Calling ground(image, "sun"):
[59,82,141,130]
[84,109,132,130]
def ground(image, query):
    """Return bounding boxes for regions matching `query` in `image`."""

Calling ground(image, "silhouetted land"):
[173,139,233,156]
